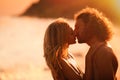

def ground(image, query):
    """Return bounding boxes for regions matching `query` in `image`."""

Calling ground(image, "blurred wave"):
[0,16,119,80]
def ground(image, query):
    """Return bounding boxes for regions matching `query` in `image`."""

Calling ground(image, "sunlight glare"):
[115,0,120,13]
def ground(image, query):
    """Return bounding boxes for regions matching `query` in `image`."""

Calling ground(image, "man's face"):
[74,19,87,43]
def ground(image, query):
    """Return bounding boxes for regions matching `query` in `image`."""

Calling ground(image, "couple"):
[43,7,118,80]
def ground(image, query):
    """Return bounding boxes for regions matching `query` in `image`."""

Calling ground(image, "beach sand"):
[0,16,120,80]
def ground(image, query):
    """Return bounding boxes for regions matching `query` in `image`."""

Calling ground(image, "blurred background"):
[0,0,120,80]
[1,0,120,24]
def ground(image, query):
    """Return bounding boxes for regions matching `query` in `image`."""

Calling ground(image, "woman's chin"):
[69,41,76,45]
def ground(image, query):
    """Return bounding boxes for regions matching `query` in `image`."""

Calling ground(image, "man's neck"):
[86,37,103,47]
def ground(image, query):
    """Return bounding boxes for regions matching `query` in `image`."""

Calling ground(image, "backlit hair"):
[74,7,113,41]
[43,18,70,79]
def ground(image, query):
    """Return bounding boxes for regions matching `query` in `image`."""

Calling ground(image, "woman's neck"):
[60,44,69,58]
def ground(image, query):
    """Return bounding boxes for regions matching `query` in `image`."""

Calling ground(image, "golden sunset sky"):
[0,0,39,16]
[0,0,120,24]
[0,0,119,16]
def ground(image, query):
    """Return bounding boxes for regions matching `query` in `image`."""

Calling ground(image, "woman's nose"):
[74,29,77,37]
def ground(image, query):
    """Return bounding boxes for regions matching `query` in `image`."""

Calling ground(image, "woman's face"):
[67,27,76,44]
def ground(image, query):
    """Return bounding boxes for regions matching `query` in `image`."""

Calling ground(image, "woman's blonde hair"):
[43,18,71,79]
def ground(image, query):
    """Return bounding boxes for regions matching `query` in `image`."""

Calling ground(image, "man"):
[74,7,118,80]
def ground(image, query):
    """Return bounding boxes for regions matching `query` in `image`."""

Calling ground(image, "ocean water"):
[0,16,119,80]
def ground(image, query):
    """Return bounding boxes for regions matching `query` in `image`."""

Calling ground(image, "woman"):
[44,18,83,80]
